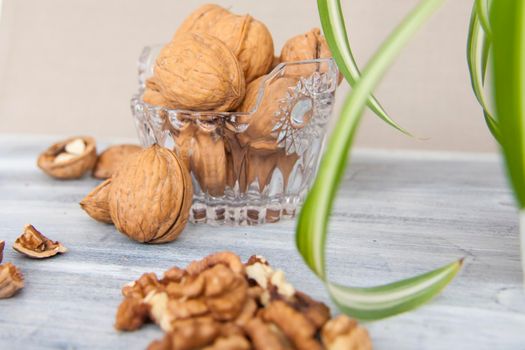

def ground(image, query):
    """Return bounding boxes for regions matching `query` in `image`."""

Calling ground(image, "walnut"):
[144,291,173,332]
[280,28,333,78]
[80,178,112,224]
[13,224,67,259]
[203,335,251,350]
[93,144,142,179]
[0,240,4,263]
[154,33,245,112]
[161,266,187,285]
[233,297,257,326]
[122,272,162,299]
[148,317,221,350]
[0,263,24,299]
[168,297,209,320]
[245,257,296,305]
[108,145,193,243]
[37,136,97,179]
[174,4,231,38]
[261,300,321,349]
[115,297,150,331]
[187,251,245,276]
[244,317,292,350]
[293,291,331,330]
[165,274,205,299]
[208,14,274,83]
[190,128,227,197]
[321,315,372,350]
[143,87,170,107]
[204,268,248,321]
[237,75,297,150]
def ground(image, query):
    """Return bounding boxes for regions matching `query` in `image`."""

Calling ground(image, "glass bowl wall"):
[131,45,339,225]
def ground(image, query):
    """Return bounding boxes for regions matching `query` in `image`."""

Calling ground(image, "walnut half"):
[0,263,24,299]
[13,224,67,259]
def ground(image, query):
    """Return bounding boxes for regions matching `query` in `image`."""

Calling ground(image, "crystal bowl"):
[131,45,339,225]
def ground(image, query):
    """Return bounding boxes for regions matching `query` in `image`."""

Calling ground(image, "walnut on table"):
[0,263,24,299]
[114,251,372,350]
[13,224,67,259]
[321,315,372,350]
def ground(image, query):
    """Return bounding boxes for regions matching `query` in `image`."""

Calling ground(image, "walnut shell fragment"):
[80,179,112,224]
[0,240,4,264]
[108,145,193,243]
[13,224,67,259]
[37,136,97,179]
[93,144,142,179]
[0,263,24,299]
[208,14,274,83]
[154,33,245,112]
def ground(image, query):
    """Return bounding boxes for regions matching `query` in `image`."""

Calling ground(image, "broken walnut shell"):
[108,145,193,244]
[0,240,4,264]
[174,3,231,38]
[208,14,274,83]
[0,263,24,299]
[37,136,97,179]
[93,144,142,179]
[154,32,245,112]
[13,224,67,259]
[80,179,112,224]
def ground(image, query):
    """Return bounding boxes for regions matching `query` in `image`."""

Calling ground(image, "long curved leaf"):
[318,0,412,136]
[298,0,462,320]
[475,0,492,38]
[467,4,500,141]
[491,0,525,208]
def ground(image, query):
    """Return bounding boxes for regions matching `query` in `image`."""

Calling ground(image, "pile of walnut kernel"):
[115,252,372,350]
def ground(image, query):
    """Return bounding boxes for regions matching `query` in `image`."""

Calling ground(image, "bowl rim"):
[132,46,339,119]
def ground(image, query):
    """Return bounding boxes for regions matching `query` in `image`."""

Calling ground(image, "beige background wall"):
[0,0,497,152]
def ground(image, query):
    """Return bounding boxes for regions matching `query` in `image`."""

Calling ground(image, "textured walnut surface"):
[0,135,522,350]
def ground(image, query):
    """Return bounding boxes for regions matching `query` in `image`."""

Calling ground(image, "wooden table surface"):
[0,135,524,349]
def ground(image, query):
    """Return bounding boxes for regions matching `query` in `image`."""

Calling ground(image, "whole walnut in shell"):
[190,128,227,197]
[208,14,274,83]
[237,75,297,148]
[108,145,193,243]
[154,33,245,112]
[280,28,333,77]
[80,179,112,224]
[93,144,142,179]
[174,4,231,38]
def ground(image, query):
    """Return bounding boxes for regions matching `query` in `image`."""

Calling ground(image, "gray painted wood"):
[0,135,523,350]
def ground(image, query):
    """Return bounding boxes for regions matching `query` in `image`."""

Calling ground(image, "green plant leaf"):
[491,0,525,208]
[317,0,412,136]
[467,4,500,141]
[297,0,462,320]
[475,0,492,38]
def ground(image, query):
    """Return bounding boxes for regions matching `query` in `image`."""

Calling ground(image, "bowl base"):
[189,197,299,226]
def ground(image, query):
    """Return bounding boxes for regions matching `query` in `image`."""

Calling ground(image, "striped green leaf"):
[467,3,500,141]
[317,0,411,136]
[296,0,462,320]
[491,0,525,208]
